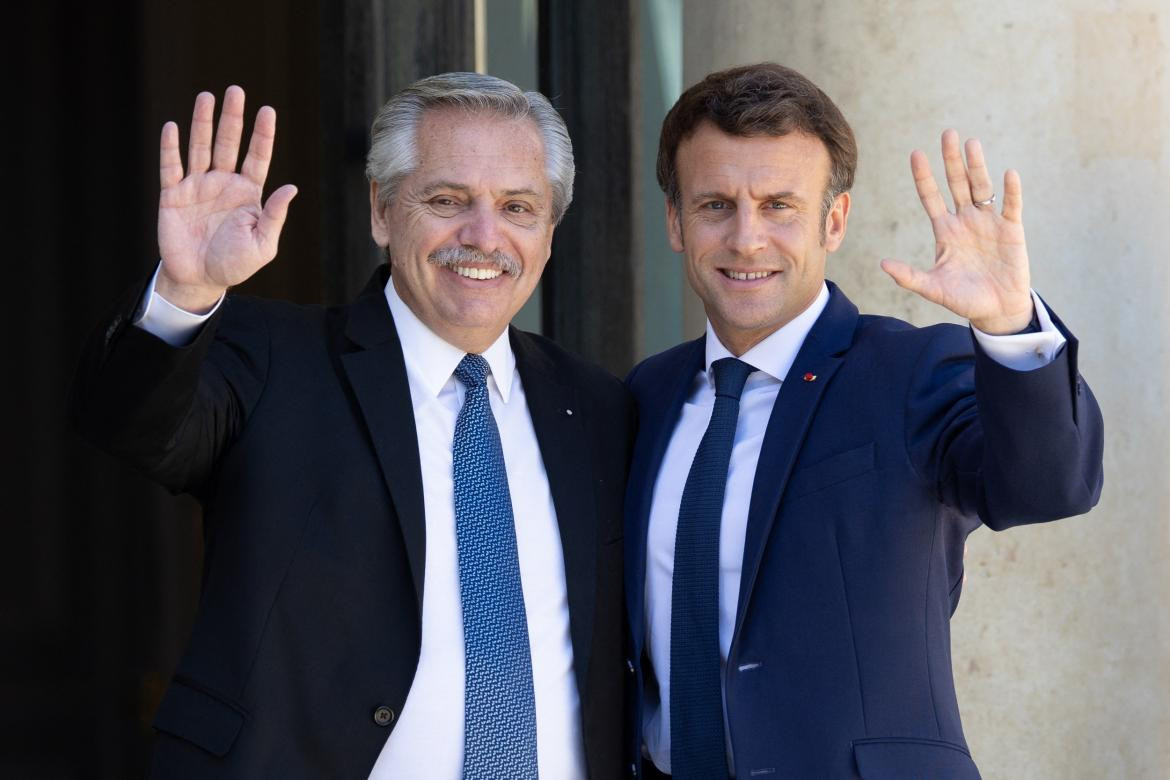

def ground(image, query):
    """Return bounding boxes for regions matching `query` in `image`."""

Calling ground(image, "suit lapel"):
[733,285,859,639]
[511,329,597,696]
[624,337,705,656]
[339,268,427,615]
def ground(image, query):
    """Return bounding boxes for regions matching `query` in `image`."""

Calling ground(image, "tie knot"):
[454,353,490,390]
[712,357,755,400]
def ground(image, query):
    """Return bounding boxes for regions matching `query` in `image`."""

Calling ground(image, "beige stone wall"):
[681,1,1170,776]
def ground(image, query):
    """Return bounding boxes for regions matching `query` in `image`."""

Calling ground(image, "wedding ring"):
[973,193,996,207]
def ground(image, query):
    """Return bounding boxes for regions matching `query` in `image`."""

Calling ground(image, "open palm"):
[881,130,1034,335]
[157,86,297,311]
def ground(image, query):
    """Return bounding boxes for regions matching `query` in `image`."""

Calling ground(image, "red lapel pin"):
[803,372,817,382]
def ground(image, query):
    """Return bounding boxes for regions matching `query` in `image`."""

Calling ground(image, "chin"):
[716,306,779,331]
[442,304,511,333]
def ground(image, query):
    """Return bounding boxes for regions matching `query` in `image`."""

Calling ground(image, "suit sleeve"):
[905,311,1104,531]
[69,276,270,497]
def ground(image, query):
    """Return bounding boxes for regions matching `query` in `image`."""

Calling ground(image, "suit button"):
[373,706,395,727]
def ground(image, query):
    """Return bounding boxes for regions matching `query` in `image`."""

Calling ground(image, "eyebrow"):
[501,188,543,199]
[417,181,471,197]
[416,181,544,200]
[690,190,807,206]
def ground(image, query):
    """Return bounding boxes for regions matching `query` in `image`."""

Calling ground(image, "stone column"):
[682,1,1169,776]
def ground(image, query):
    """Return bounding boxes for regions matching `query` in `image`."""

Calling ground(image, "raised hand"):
[157,86,297,312]
[880,129,1033,335]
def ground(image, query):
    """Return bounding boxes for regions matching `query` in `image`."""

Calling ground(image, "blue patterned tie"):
[671,357,755,780]
[452,354,538,779]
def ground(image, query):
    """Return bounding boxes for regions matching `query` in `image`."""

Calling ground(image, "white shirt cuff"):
[133,262,224,347]
[971,290,1065,372]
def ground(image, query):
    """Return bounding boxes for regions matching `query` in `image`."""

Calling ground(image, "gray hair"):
[365,72,575,224]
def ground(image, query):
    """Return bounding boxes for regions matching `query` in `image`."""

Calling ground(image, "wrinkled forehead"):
[409,106,550,191]
[416,106,545,161]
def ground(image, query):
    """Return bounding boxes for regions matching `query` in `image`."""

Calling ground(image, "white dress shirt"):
[641,285,1065,774]
[135,267,586,780]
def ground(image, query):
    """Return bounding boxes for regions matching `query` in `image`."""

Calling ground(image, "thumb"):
[257,184,298,259]
[880,258,931,296]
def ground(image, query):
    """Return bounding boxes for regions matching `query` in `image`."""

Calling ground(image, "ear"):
[666,196,684,253]
[370,182,390,247]
[542,222,555,261]
[823,191,851,253]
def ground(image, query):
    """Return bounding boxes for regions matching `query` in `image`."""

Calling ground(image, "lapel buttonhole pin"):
[565,408,574,416]
[803,372,817,382]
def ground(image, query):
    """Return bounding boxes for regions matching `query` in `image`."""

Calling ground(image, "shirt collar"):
[704,282,831,383]
[384,276,516,403]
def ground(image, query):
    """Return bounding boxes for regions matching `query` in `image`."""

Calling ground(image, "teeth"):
[724,270,774,281]
[454,266,503,280]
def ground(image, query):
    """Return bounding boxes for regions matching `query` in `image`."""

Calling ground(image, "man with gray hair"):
[71,73,631,778]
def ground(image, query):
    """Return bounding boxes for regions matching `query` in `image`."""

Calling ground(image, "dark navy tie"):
[671,357,755,779]
[452,354,538,779]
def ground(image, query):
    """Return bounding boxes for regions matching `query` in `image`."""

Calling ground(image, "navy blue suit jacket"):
[624,282,1103,779]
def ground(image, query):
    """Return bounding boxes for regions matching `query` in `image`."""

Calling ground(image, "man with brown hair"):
[625,63,1103,778]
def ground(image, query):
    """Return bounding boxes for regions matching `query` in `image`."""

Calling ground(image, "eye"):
[425,196,466,217]
[766,200,789,210]
[505,202,531,214]
[702,200,730,211]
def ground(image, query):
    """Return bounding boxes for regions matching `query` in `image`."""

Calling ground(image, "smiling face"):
[370,107,555,353]
[668,123,851,356]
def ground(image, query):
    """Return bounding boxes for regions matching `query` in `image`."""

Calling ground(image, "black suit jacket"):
[624,283,1104,779]
[71,266,634,778]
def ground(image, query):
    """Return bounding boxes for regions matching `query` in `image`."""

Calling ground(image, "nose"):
[726,207,767,258]
[456,202,506,256]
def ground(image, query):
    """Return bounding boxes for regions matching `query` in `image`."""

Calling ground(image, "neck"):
[438,327,506,355]
[710,325,776,357]
[708,286,824,357]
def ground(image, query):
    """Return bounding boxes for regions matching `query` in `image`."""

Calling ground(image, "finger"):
[940,128,972,209]
[187,91,215,176]
[880,258,933,296]
[241,105,277,187]
[160,121,183,188]
[1002,168,1023,223]
[911,150,948,220]
[257,184,298,258]
[212,85,246,172]
[964,138,994,204]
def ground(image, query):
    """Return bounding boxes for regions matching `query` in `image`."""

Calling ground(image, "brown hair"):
[657,63,857,219]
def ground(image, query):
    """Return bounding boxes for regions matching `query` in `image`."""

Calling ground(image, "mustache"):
[428,246,521,278]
